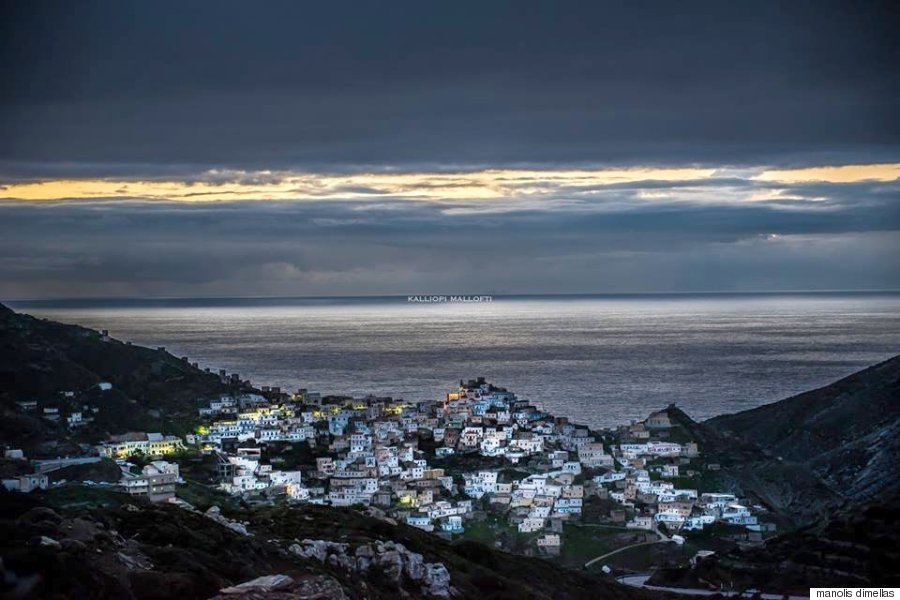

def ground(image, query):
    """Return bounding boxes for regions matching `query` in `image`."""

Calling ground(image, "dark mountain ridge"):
[642,356,900,593]
[649,502,900,593]
[0,302,245,456]
[707,355,900,509]
[0,302,234,407]
[641,356,899,524]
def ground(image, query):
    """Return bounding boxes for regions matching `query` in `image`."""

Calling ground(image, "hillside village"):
[3,303,897,597]
[5,375,776,561]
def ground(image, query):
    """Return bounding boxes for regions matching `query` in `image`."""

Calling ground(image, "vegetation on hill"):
[0,489,651,600]
[0,302,247,456]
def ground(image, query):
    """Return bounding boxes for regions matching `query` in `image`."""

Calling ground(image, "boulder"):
[209,574,348,600]
[18,507,62,526]
[33,536,61,549]
[424,563,452,598]
[374,550,404,587]
[218,574,294,594]
[403,551,425,581]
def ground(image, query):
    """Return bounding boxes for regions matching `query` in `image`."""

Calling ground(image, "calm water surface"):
[10,294,900,429]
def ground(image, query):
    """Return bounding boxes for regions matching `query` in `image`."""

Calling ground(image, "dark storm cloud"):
[0,178,898,298]
[1,0,898,298]
[1,0,898,172]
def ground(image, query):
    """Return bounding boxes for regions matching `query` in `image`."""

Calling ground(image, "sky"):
[1,0,898,299]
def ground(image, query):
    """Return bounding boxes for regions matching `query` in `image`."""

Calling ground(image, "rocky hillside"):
[0,302,234,409]
[639,356,900,526]
[717,501,900,590]
[0,302,244,454]
[641,357,900,594]
[707,355,900,507]
[0,489,650,600]
[644,404,844,525]
[649,500,900,593]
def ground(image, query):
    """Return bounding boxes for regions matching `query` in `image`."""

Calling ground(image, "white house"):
[518,517,545,533]
[626,516,653,530]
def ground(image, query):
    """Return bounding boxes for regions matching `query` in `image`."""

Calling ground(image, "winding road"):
[583,539,672,568]
[583,523,672,569]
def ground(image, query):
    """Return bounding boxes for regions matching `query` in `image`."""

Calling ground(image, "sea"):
[8,293,900,430]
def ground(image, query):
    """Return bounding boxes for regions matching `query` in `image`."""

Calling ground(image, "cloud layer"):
[1,170,897,298]
[2,1,898,171]
[0,1,897,298]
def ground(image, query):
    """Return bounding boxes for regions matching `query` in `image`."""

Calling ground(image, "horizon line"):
[5,288,900,305]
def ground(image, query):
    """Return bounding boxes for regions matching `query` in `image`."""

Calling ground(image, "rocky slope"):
[645,357,900,593]
[707,355,900,511]
[644,357,900,525]
[0,489,650,600]
[649,501,900,593]
[647,405,843,525]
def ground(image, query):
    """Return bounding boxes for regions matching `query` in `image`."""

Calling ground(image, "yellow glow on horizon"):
[0,167,716,202]
[3,163,895,203]
[755,163,900,184]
